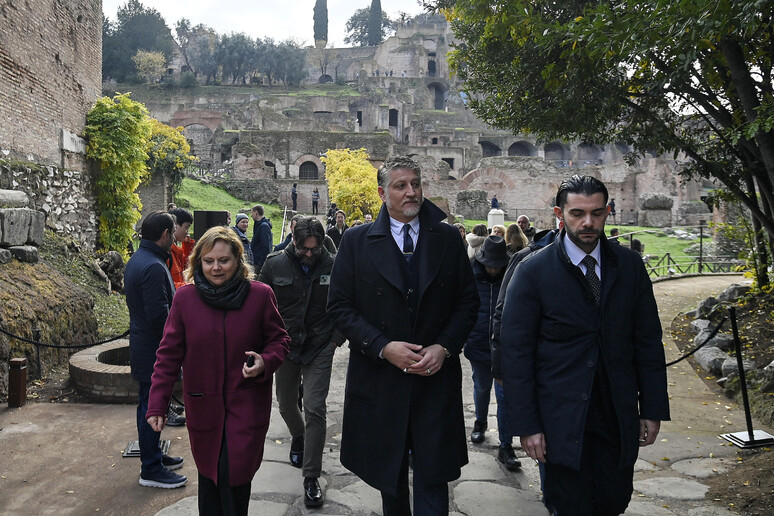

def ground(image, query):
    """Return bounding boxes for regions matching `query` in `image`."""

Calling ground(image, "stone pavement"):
[1,275,769,515]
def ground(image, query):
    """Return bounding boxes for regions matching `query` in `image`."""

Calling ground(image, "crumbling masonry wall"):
[0,0,101,248]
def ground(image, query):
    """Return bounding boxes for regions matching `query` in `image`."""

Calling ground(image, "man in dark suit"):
[500,175,669,515]
[327,156,479,515]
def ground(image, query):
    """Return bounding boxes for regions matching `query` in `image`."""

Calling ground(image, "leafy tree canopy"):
[433,0,774,247]
[344,6,395,47]
[103,0,175,82]
[322,148,382,221]
[147,119,196,194]
[132,50,167,85]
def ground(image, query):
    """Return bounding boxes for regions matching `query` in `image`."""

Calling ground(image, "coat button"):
[587,361,594,368]
[581,393,588,400]
[362,338,370,347]
[376,288,383,296]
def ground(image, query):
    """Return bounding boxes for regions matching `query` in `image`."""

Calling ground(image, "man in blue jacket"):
[124,211,187,489]
[501,175,669,515]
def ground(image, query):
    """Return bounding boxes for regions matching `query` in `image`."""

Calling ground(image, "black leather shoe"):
[498,443,522,471]
[303,477,323,507]
[166,410,186,427]
[471,419,486,444]
[289,436,304,468]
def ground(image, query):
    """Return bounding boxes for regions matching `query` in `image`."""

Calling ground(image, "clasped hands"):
[383,341,445,376]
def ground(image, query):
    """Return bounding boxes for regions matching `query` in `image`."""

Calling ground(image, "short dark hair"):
[555,175,609,208]
[610,228,620,236]
[293,217,325,245]
[141,211,175,242]
[252,204,264,216]
[168,207,193,225]
[377,156,421,188]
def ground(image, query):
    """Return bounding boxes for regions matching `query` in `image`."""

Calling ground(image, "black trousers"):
[198,433,251,516]
[543,372,633,516]
[380,432,449,516]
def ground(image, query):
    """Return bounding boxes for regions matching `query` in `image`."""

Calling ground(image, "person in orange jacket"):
[169,208,195,289]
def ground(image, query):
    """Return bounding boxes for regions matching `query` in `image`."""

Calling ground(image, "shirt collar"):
[562,233,601,268]
[389,215,419,238]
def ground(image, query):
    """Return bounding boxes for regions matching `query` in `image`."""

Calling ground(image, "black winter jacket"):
[258,242,341,363]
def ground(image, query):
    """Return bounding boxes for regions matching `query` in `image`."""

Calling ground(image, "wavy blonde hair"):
[184,226,253,283]
[506,223,529,252]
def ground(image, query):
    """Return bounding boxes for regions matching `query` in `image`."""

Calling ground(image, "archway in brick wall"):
[169,110,222,134]
[459,168,517,191]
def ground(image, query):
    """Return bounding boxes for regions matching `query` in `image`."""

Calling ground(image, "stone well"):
[69,339,137,403]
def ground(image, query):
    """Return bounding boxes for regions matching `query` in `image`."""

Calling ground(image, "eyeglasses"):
[297,245,322,255]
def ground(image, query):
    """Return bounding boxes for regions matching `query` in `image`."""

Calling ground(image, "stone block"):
[694,346,728,375]
[639,209,672,227]
[0,248,11,264]
[696,296,720,318]
[690,319,711,334]
[9,245,39,263]
[27,210,45,245]
[707,333,734,351]
[717,283,751,303]
[721,357,756,377]
[0,189,29,208]
[0,208,32,246]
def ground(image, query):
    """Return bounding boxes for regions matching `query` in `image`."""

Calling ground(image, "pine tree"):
[313,0,328,45]
[367,0,382,47]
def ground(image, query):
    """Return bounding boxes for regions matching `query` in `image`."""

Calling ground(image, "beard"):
[384,195,423,219]
[565,225,603,250]
[296,252,318,267]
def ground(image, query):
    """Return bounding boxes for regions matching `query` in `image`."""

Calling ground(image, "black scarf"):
[193,267,250,310]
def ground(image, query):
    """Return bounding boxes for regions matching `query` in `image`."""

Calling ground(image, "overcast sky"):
[102,0,428,47]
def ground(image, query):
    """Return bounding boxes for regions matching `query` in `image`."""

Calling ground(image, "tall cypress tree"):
[367,0,382,46]
[313,0,328,44]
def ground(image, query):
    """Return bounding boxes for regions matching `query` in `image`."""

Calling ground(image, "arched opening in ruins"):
[428,60,437,77]
[389,109,399,127]
[318,74,333,83]
[480,141,501,158]
[431,137,439,145]
[544,141,571,165]
[508,141,538,157]
[265,161,277,179]
[183,123,215,167]
[299,161,319,180]
[428,83,446,110]
[577,143,603,164]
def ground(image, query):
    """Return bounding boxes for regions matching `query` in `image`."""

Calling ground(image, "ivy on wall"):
[85,93,152,257]
[85,93,196,257]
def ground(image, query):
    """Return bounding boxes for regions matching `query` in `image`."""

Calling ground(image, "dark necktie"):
[582,254,600,304]
[402,224,414,260]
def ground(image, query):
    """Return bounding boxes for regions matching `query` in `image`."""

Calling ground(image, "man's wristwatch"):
[441,346,451,359]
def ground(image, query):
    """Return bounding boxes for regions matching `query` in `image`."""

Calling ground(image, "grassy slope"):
[175,177,288,244]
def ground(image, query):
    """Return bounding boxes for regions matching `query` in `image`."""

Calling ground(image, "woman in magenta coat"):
[147,226,290,515]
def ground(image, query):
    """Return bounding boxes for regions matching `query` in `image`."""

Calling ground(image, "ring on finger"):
[427,368,432,374]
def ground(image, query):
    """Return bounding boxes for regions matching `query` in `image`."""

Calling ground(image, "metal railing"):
[612,224,746,279]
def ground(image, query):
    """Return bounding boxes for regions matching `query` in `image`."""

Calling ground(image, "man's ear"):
[553,206,563,223]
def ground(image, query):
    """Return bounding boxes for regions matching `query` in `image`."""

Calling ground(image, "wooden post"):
[8,357,27,407]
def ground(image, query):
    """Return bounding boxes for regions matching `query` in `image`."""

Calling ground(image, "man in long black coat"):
[501,175,670,515]
[327,156,479,515]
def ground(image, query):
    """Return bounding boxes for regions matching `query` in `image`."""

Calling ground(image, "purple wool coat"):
[147,281,290,486]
